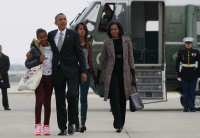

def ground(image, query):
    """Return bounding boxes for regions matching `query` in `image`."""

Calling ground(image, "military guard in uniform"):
[176,37,200,112]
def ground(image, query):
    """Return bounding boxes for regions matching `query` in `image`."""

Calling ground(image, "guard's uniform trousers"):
[176,48,200,109]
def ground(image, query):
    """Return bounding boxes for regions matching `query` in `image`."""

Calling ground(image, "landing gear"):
[195,96,200,111]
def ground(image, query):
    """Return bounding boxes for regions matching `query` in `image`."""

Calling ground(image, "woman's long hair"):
[75,22,88,42]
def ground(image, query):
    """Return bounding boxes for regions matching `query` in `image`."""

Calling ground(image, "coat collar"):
[0,53,4,59]
[52,28,70,53]
[57,28,67,37]
[51,30,58,51]
[62,29,70,51]
[107,36,128,59]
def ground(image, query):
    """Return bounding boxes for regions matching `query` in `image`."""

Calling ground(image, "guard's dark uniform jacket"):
[176,48,200,81]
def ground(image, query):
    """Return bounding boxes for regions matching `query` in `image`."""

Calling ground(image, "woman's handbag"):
[129,87,144,112]
[18,64,43,91]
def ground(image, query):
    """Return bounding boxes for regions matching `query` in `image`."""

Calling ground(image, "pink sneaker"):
[35,124,42,135]
[43,125,50,135]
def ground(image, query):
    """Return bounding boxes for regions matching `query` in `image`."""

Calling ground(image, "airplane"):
[69,0,200,109]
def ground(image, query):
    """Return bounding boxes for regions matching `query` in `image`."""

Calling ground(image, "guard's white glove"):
[177,78,181,81]
[198,78,200,81]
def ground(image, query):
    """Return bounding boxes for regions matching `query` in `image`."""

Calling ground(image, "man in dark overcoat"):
[0,45,11,110]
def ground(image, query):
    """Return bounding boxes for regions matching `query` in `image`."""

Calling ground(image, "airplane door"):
[130,1,166,103]
[130,1,164,64]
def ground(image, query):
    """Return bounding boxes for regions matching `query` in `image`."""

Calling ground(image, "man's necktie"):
[57,32,63,52]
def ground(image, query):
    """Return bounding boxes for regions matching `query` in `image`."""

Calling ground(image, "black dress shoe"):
[75,123,80,132]
[116,128,122,133]
[58,130,67,135]
[68,124,75,135]
[4,108,11,110]
[190,108,196,112]
[183,109,189,112]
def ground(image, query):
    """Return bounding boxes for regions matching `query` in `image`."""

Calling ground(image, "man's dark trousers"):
[48,29,86,131]
[54,65,79,131]
[1,88,9,109]
[181,80,197,109]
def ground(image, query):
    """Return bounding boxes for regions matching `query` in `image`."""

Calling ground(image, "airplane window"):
[98,3,127,33]
[101,4,114,18]
[146,21,159,31]
[84,3,101,32]
[98,3,114,32]
[112,3,127,31]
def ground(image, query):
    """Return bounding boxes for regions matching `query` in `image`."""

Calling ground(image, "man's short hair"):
[0,45,2,48]
[55,13,66,21]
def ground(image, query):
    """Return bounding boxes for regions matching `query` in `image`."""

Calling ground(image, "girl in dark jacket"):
[25,29,53,135]
[74,22,96,133]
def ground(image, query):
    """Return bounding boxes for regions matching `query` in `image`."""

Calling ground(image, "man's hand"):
[40,55,45,62]
[0,74,2,79]
[81,73,87,83]
[26,51,33,59]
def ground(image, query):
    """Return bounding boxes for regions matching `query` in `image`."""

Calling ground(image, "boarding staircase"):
[135,69,166,103]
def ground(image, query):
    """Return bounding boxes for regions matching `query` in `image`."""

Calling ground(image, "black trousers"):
[54,66,79,131]
[1,88,9,109]
[109,71,126,129]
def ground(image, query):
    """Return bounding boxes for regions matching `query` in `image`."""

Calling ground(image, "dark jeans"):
[109,71,126,129]
[54,65,79,131]
[181,79,197,109]
[76,69,91,117]
[1,88,9,109]
[35,75,53,125]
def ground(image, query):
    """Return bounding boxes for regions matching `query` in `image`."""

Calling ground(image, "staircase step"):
[136,72,162,77]
[137,76,162,79]
[137,83,162,86]
[136,70,162,72]
[140,97,164,100]
[137,78,162,83]
[137,90,163,92]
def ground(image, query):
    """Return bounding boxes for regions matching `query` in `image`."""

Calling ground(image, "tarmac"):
[0,89,200,138]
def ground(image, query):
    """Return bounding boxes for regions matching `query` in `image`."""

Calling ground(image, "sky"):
[0,0,91,65]
[3,0,198,66]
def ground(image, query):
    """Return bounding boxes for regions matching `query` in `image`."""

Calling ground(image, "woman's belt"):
[116,55,122,58]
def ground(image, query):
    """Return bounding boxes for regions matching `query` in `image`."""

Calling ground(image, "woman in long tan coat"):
[95,21,136,133]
